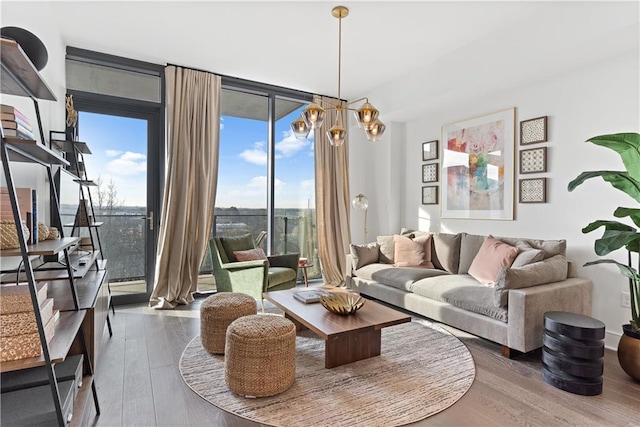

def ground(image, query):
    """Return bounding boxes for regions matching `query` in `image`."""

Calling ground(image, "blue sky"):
[79,105,315,209]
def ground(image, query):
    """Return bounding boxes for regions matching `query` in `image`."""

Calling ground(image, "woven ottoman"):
[225,314,296,397]
[200,292,257,355]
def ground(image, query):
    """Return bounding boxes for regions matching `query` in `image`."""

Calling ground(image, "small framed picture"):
[519,178,547,203]
[422,186,438,205]
[520,116,548,145]
[520,147,547,174]
[422,140,438,161]
[422,163,438,183]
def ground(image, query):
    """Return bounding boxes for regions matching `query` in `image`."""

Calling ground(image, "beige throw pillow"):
[377,235,395,264]
[350,243,379,270]
[468,235,519,285]
[493,254,569,307]
[393,234,434,268]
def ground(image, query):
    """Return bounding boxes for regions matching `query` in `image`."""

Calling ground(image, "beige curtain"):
[314,95,352,286]
[150,66,221,309]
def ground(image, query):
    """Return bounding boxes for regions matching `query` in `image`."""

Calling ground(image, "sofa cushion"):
[377,235,395,264]
[400,227,431,238]
[494,254,569,307]
[267,267,297,287]
[220,234,254,262]
[511,241,545,268]
[412,274,508,322]
[468,236,518,285]
[393,234,434,268]
[431,233,462,274]
[234,248,267,262]
[354,263,449,292]
[458,233,486,274]
[350,243,379,269]
[498,237,566,259]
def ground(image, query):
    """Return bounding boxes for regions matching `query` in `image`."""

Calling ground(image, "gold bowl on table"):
[319,292,366,315]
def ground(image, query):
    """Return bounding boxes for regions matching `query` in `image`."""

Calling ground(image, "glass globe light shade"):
[365,119,386,141]
[301,103,326,129]
[354,102,379,129]
[291,117,311,140]
[351,194,369,210]
[326,123,346,147]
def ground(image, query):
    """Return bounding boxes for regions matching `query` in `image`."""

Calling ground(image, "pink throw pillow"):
[468,236,519,285]
[233,248,268,262]
[393,234,434,268]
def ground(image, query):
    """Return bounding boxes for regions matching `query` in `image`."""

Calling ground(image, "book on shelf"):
[30,189,37,244]
[1,112,31,127]
[0,187,33,222]
[2,126,34,140]
[293,289,332,304]
[2,117,32,132]
[0,104,30,123]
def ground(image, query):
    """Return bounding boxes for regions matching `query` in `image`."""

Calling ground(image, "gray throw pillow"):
[511,241,545,268]
[350,243,379,270]
[494,254,568,307]
[376,235,395,264]
[431,233,462,274]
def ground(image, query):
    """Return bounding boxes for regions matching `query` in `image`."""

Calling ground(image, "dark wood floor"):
[82,295,640,427]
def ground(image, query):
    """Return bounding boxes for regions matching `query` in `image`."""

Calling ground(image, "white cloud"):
[247,176,284,189]
[239,141,268,165]
[300,179,314,192]
[220,117,224,130]
[106,151,147,176]
[276,130,312,157]
[105,149,122,157]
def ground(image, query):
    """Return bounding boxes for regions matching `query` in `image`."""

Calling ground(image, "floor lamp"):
[351,194,369,243]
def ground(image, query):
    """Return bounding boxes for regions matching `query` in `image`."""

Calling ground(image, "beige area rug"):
[180,316,475,427]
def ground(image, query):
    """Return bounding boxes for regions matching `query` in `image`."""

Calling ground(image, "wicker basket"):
[225,314,296,397]
[200,292,257,354]
[0,220,29,249]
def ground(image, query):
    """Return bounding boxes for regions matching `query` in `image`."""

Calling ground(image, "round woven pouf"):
[225,314,296,398]
[200,293,257,355]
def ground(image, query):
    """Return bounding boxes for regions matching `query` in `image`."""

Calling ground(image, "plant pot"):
[617,324,640,381]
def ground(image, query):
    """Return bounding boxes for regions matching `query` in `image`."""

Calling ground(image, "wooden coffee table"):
[263,288,411,368]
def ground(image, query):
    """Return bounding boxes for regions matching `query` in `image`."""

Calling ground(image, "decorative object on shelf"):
[0,27,48,71]
[520,116,548,145]
[422,185,438,205]
[65,94,78,141]
[37,222,49,242]
[351,193,369,242]
[567,132,640,381]
[422,163,438,183]
[0,219,29,249]
[520,146,547,174]
[422,140,439,161]
[319,292,366,315]
[441,108,515,219]
[519,178,547,203]
[290,6,385,145]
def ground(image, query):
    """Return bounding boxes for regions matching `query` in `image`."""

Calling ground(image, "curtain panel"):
[314,95,352,286]
[150,66,221,308]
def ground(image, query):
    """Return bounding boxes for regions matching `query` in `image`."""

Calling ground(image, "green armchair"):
[209,234,299,307]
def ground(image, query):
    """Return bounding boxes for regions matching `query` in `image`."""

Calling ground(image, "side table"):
[542,311,605,396]
[299,263,314,287]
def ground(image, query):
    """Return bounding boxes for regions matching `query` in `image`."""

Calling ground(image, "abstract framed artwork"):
[520,116,547,145]
[520,147,547,174]
[519,178,546,203]
[422,163,438,183]
[422,186,438,205]
[422,140,439,161]
[441,107,515,220]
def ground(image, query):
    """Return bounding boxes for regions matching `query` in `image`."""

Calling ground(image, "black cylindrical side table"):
[542,311,605,396]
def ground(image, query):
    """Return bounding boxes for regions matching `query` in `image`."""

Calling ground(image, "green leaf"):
[588,133,640,182]
[593,230,640,256]
[568,171,640,203]
[614,207,640,228]
[582,220,636,234]
[584,259,640,280]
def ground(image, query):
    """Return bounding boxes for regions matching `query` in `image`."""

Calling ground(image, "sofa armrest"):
[222,259,268,271]
[507,277,592,353]
[345,253,355,288]
[268,253,299,271]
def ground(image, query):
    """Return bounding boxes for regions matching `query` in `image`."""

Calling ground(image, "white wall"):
[349,52,640,349]
[1,3,65,268]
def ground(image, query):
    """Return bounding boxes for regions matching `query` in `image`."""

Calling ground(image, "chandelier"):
[290,5,386,147]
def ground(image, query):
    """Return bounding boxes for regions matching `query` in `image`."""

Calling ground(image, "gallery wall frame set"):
[520,116,547,145]
[520,146,547,174]
[519,178,546,203]
[422,163,438,183]
[422,186,438,205]
[422,140,438,161]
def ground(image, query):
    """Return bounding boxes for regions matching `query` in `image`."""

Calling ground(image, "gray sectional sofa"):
[345,231,593,356]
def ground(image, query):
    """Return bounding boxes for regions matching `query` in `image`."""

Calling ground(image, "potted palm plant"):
[568,132,640,381]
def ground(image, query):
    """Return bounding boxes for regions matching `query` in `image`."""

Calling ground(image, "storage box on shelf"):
[1,36,101,425]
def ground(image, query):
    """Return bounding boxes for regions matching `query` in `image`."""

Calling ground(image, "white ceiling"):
[7,1,640,118]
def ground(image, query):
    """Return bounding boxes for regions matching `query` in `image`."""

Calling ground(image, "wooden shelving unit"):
[0,36,101,425]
